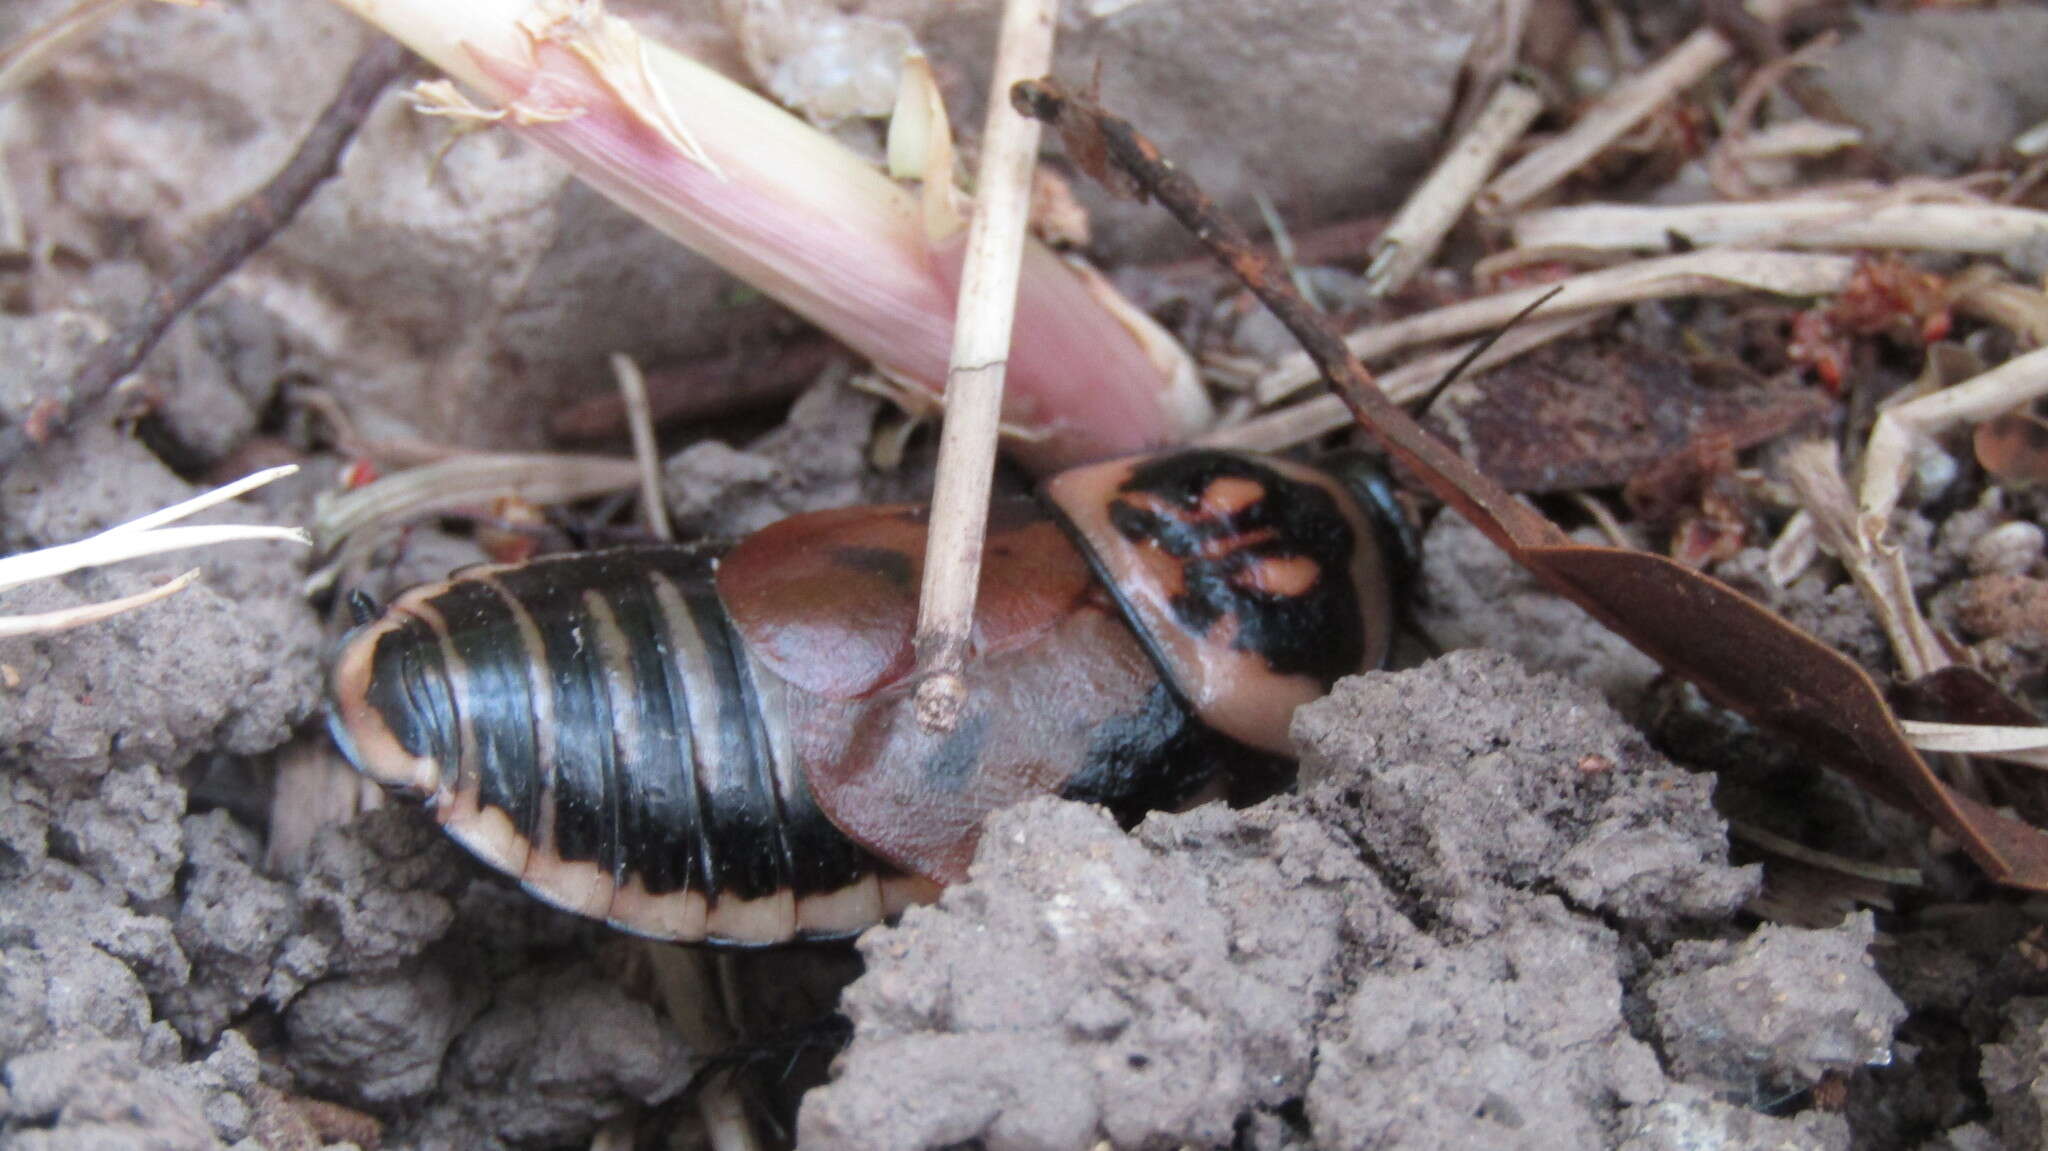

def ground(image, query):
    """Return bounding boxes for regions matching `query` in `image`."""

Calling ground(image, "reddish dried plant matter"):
[1789,256,1954,392]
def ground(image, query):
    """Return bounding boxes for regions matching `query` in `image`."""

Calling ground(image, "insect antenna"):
[1411,285,1567,416]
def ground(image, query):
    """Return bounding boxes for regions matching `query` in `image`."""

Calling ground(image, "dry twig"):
[1705,31,1839,199]
[1367,80,1543,296]
[912,0,1059,733]
[1016,75,2048,892]
[1862,345,2048,523]
[1449,0,1531,135]
[1479,1,1783,214]
[1014,77,1547,551]
[0,37,410,472]
[1783,440,1948,679]
[1257,249,1856,403]
[1513,199,2048,257]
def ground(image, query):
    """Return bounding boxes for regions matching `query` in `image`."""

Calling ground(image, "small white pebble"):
[1968,521,2046,577]
[1909,441,1960,505]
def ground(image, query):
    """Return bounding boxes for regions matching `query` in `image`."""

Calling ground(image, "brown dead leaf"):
[1426,339,1830,494]
[1894,666,2044,730]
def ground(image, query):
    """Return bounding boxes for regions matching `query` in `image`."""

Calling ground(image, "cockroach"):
[326,449,1411,946]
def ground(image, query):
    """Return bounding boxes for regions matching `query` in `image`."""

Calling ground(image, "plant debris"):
[1422,337,1829,494]
[1013,74,2048,893]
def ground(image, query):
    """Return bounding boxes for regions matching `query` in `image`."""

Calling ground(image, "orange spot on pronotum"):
[1231,556,1320,597]
[1196,477,1265,518]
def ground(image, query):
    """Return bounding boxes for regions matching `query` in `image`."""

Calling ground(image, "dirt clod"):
[1308,893,1666,1150]
[809,653,1884,1150]
[1980,996,2048,1149]
[663,375,890,537]
[438,966,693,1146]
[1295,650,1760,934]
[1647,913,1908,1091]
[0,426,322,782]
[160,812,298,1046]
[801,797,1389,1151]
[2,1040,216,1151]
[285,964,480,1106]
[1413,512,1664,717]
[1815,7,2048,180]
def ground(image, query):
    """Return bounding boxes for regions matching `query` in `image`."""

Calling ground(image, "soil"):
[5,2,2048,1150]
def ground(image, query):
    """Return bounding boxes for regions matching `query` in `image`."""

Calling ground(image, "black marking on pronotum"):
[1105,451,1365,683]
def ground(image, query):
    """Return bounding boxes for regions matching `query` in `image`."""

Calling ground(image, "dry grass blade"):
[912,0,1060,734]
[645,947,762,1151]
[1512,199,2048,257]
[0,465,307,593]
[0,524,309,594]
[312,453,641,553]
[1862,344,2048,523]
[1765,509,1818,587]
[0,464,307,636]
[0,569,199,638]
[1904,721,2048,769]
[1705,31,1842,199]
[1783,440,1948,678]
[1257,250,1856,403]
[1728,819,1924,887]
[1479,18,1735,214]
[1449,0,1531,134]
[1954,275,2048,348]
[0,0,203,96]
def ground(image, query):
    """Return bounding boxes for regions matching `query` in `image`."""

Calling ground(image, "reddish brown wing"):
[788,605,1165,884]
[717,497,1098,698]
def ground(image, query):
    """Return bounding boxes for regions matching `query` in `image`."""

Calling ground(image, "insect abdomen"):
[327,546,931,946]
